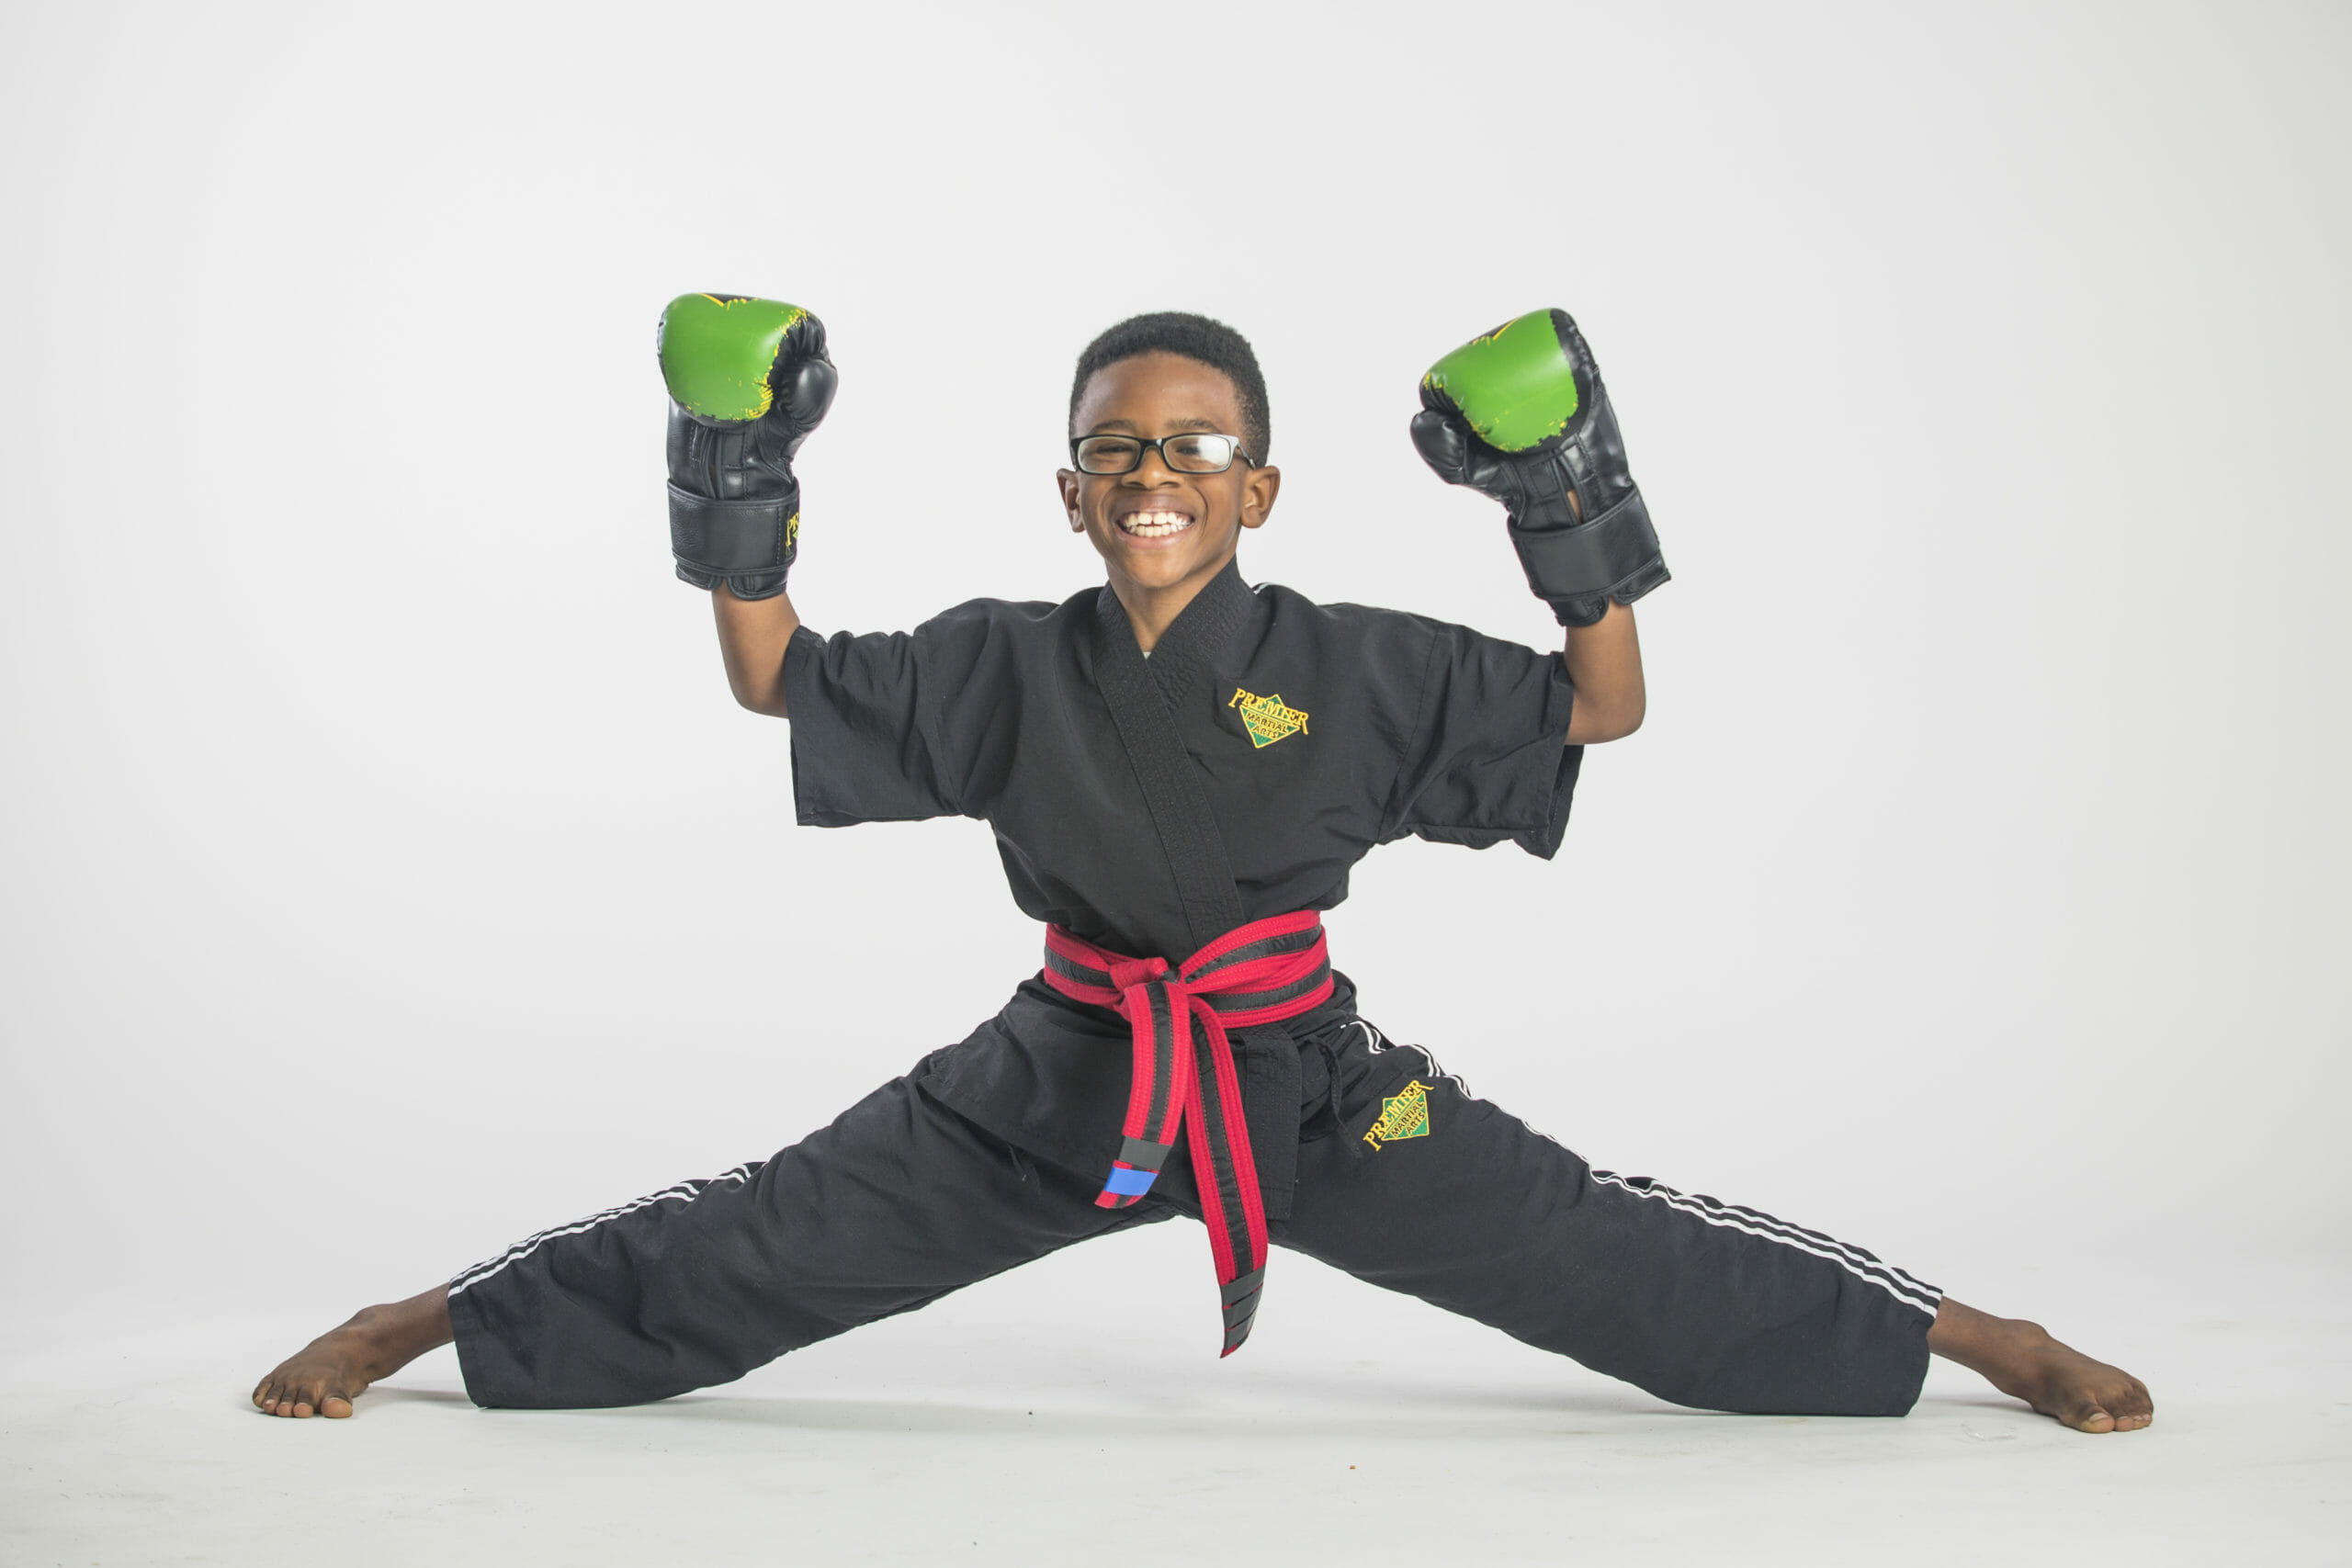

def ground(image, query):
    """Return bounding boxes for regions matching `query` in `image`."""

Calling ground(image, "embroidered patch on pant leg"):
[1360,1079,1432,1150]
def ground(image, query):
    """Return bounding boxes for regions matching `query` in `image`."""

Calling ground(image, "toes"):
[254,1363,368,1419]
[2112,1387,2155,1432]
[2077,1373,2154,1432]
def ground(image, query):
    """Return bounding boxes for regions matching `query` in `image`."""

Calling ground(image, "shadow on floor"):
[520,1385,1828,1441]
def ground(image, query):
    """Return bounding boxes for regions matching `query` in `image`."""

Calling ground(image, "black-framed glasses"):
[1069,432,1253,476]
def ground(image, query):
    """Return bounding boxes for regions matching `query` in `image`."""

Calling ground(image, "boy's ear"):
[1057,468,1083,531]
[1240,465,1281,530]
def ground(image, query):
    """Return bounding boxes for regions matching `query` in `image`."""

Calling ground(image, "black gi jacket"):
[783,559,1578,1215]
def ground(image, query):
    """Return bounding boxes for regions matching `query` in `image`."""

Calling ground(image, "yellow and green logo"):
[1229,687,1309,749]
[1362,1079,1431,1150]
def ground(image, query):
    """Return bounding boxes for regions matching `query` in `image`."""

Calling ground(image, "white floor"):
[6,1241,2345,1567]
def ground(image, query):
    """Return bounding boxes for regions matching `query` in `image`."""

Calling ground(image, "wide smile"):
[1114,506,1196,541]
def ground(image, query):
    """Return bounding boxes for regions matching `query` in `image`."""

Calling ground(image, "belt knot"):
[1106,955,1170,994]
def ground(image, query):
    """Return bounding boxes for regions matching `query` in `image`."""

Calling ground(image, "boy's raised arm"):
[657,291,837,722]
[1408,307,1668,745]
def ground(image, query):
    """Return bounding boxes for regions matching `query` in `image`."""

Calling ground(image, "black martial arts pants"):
[448,1021,1939,1416]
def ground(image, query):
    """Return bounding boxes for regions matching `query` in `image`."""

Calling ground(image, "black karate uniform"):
[448,562,1939,1415]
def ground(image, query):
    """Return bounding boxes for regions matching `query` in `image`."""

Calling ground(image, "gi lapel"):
[1091,572,1248,948]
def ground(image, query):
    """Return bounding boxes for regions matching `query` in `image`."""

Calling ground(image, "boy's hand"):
[1410,308,1668,626]
[659,293,837,600]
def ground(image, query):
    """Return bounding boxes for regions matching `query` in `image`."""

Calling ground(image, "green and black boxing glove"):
[657,292,836,599]
[1411,308,1668,626]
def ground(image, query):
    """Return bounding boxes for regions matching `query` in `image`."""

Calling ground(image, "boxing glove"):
[658,293,837,599]
[1411,308,1668,626]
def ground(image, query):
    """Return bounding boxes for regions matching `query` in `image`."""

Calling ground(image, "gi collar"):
[1094,557,1261,700]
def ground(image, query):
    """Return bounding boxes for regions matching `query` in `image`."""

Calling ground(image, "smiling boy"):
[254,303,2151,1434]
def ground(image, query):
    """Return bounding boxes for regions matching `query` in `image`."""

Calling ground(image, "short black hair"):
[1069,311,1271,465]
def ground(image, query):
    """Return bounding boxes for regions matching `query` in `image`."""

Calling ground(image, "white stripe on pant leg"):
[447,1164,758,1297]
[1353,1021,1476,1099]
[1406,1040,1474,1098]
[1605,1179,1940,1306]
[1583,1168,1932,1300]
[1701,1193,1941,1303]
[1590,1169,1939,1315]
[1589,1169,1941,1315]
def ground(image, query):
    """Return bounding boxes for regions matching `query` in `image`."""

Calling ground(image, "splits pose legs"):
[256,1022,2151,1430]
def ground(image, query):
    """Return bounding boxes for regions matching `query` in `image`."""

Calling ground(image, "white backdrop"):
[2,1,2345,1331]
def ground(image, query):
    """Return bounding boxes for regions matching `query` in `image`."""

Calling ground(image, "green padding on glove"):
[1419,309,1580,453]
[658,293,811,421]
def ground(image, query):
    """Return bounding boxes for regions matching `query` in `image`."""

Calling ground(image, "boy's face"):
[1059,353,1280,601]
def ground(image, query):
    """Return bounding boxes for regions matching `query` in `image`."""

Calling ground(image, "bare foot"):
[252,1284,454,1419]
[1928,1296,2154,1433]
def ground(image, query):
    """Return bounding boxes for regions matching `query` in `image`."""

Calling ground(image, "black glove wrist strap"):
[669,483,800,577]
[1509,486,1661,606]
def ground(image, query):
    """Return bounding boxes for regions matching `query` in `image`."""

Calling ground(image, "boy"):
[254,301,2151,1433]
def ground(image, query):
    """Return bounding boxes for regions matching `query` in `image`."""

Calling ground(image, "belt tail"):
[1219,1266,1265,1357]
[1095,1135,1176,1208]
[1186,1004,1271,1354]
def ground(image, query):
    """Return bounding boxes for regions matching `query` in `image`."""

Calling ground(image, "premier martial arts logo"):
[1229,687,1309,749]
[1362,1079,1431,1150]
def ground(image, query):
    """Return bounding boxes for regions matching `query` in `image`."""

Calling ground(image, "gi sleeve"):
[1381,622,1583,858]
[783,603,1004,826]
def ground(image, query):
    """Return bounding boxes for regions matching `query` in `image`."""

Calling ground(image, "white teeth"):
[1120,511,1193,538]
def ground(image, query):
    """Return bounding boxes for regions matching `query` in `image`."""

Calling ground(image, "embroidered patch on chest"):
[1362,1079,1431,1149]
[1229,687,1310,749]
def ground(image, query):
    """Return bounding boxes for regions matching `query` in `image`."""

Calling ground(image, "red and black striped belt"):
[1039,909,1334,1356]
